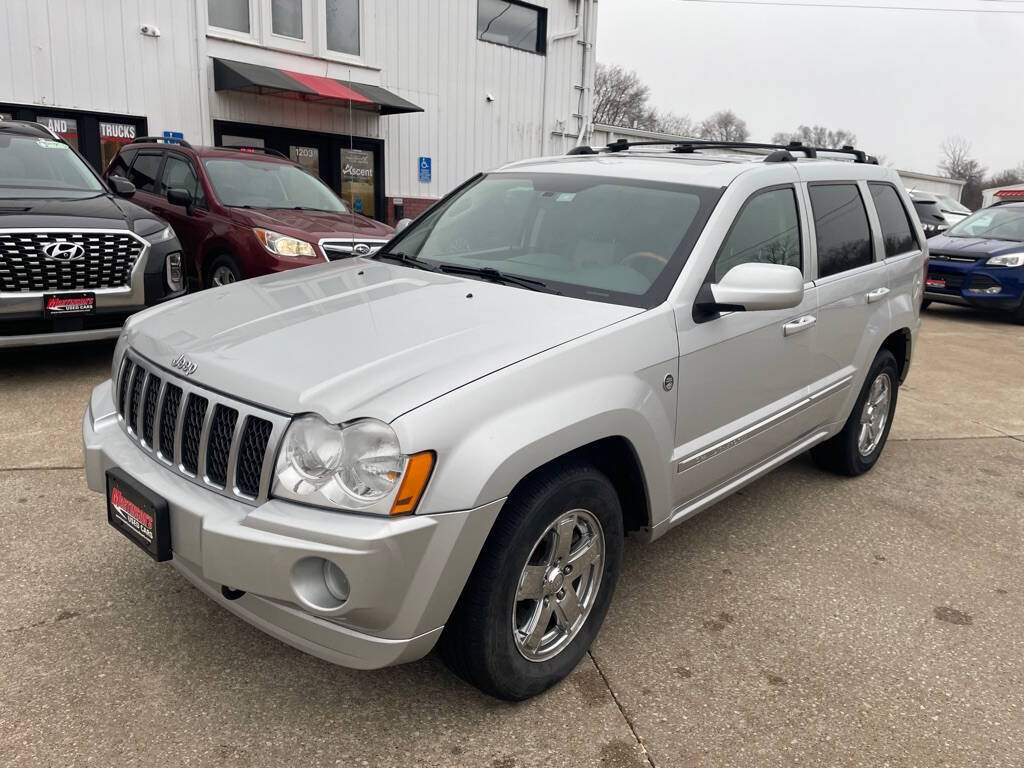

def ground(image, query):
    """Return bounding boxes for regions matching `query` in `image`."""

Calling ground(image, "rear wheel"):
[206,255,243,288]
[1012,301,1024,325]
[812,349,899,476]
[439,462,623,700]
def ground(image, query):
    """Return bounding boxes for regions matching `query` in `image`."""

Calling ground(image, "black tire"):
[439,461,623,700]
[1012,301,1024,325]
[205,254,243,289]
[921,299,931,310]
[811,349,900,476]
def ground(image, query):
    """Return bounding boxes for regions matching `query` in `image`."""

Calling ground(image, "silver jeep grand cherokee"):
[84,140,924,700]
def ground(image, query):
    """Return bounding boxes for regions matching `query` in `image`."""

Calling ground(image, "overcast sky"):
[596,0,1024,175]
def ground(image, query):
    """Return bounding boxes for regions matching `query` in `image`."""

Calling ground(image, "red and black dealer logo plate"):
[106,469,172,561]
[43,292,95,317]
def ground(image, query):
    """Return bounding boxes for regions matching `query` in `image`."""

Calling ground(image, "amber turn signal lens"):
[390,451,435,516]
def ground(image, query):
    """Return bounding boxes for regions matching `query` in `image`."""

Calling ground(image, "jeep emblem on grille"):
[353,243,371,256]
[171,354,198,376]
[41,240,86,261]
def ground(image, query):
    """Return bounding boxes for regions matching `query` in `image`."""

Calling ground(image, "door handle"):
[866,287,891,303]
[783,315,816,336]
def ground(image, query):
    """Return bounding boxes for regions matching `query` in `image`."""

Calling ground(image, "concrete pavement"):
[1,303,1022,767]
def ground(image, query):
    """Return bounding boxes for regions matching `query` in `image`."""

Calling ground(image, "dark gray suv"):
[0,121,186,347]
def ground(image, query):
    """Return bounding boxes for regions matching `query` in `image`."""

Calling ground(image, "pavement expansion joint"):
[588,650,657,768]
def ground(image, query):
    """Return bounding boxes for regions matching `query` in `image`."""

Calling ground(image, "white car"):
[84,139,924,700]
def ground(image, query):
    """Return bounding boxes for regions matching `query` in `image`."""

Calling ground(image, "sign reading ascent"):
[340,149,375,218]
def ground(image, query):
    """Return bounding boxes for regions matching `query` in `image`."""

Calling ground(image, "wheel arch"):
[881,326,912,383]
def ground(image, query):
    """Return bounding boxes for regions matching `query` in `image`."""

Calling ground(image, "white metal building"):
[0,0,598,223]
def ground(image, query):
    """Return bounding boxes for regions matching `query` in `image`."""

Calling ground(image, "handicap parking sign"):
[418,156,431,184]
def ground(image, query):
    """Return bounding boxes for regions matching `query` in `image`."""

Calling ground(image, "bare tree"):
[698,110,750,142]
[940,136,987,208]
[592,63,652,129]
[771,125,858,148]
[651,110,695,137]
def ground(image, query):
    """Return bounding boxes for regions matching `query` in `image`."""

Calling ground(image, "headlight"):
[133,218,176,244]
[986,252,1024,267]
[254,228,317,258]
[272,414,434,515]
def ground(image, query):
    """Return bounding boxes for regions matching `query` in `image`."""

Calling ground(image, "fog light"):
[166,252,184,292]
[323,560,350,602]
[967,286,1001,295]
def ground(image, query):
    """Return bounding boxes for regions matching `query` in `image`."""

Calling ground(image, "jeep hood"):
[124,259,641,422]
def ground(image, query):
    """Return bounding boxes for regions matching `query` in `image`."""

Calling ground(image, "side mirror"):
[166,187,194,215]
[394,217,413,234]
[701,262,804,312]
[108,175,136,198]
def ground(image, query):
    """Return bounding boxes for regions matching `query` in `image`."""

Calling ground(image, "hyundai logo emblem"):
[41,240,86,261]
[353,243,371,257]
[171,354,198,376]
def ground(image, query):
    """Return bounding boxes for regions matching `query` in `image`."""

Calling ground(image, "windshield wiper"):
[437,264,561,294]
[372,250,443,272]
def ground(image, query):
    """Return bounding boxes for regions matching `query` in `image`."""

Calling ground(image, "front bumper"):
[83,379,503,669]
[925,261,1024,312]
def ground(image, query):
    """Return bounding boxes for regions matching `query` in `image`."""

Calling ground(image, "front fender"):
[392,306,679,530]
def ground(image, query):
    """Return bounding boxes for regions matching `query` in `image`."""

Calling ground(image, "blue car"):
[924,201,1024,324]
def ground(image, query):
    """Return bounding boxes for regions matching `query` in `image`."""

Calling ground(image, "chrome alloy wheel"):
[858,372,892,456]
[211,266,236,286]
[512,508,605,662]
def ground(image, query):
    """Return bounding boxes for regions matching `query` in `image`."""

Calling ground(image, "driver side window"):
[712,187,802,282]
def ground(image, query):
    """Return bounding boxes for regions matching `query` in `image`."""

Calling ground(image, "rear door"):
[867,182,925,348]
[799,174,891,427]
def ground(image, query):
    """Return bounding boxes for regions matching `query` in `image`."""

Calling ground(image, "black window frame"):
[160,150,208,210]
[477,0,548,55]
[708,183,804,285]
[868,181,921,258]
[807,181,876,280]
[126,150,166,195]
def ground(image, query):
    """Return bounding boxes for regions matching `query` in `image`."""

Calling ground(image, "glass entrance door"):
[339,148,376,218]
[289,145,320,176]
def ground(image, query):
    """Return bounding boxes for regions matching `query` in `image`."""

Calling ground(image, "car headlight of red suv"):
[253,228,318,258]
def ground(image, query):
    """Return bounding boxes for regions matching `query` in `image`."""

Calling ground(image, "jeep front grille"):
[115,351,287,504]
[0,230,146,293]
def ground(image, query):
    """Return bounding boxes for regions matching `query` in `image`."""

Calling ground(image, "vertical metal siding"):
[0,0,593,199]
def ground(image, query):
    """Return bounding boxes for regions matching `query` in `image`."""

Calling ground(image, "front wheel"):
[921,299,931,310]
[439,462,623,700]
[206,254,243,288]
[811,349,899,476]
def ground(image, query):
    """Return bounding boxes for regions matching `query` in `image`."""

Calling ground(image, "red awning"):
[995,189,1024,199]
[212,58,422,116]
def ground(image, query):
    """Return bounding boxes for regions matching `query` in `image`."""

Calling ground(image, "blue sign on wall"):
[163,130,184,144]
[418,156,431,184]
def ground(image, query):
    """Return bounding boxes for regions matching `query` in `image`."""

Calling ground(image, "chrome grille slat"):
[116,350,287,505]
[0,230,145,292]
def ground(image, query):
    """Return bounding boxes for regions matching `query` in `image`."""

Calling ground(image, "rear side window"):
[809,184,873,279]
[128,152,162,193]
[162,154,206,208]
[870,183,917,257]
[713,187,801,282]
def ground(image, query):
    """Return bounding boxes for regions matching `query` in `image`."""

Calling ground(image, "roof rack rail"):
[218,145,288,159]
[129,136,195,149]
[593,138,877,164]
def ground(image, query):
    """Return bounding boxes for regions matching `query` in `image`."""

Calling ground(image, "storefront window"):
[326,0,360,55]
[340,148,375,218]
[41,115,79,150]
[209,0,251,33]
[289,145,320,176]
[99,122,137,168]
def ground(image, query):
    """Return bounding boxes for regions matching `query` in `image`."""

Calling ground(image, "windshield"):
[947,207,1024,242]
[936,195,971,215]
[202,158,349,212]
[0,133,104,197]
[383,172,720,307]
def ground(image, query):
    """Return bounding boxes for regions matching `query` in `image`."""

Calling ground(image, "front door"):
[673,182,819,513]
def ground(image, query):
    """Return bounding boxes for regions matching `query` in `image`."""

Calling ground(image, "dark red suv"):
[103,138,393,288]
